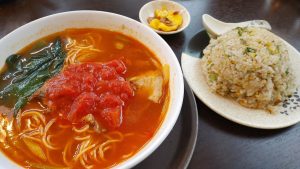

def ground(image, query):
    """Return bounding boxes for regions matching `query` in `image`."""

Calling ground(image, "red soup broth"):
[0,28,169,169]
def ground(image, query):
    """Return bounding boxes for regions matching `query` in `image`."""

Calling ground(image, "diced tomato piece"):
[99,94,123,108]
[81,74,97,92]
[120,93,129,101]
[95,81,109,93]
[121,81,134,96]
[67,92,99,122]
[44,60,134,130]
[106,60,126,74]
[100,106,122,129]
[46,84,80,99]
[101,66,118,80]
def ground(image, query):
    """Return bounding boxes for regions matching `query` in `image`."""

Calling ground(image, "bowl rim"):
[139,0,191,35]
[0,10,184,169]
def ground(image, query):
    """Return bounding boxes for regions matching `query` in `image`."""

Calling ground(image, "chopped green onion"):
[245,47,256,53]
[209,73,218,82]
[285,69,289,75]
[237,27,245,36]
[244,47,257,57]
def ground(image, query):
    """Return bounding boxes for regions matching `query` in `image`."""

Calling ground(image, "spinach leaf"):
[0,39,66,116]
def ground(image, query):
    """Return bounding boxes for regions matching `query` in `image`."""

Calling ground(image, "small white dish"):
[181,16,300,129]
[139,0,190,35]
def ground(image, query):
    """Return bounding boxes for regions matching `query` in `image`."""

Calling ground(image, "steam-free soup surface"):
[0,29,169,169]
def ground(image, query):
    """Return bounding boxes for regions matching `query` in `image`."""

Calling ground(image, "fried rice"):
[201,27,295,110]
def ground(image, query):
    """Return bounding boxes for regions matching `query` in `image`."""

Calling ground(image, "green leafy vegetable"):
[285,69,289,75]
[237,27,245,36]
[245,47,256,53]
[244,47,257,57]
[0,39,66,116]
[209,73,218,82]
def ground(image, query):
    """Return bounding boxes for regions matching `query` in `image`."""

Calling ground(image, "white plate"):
[182,31,300,129]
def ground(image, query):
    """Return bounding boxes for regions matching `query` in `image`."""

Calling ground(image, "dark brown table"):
[0,0,300,169]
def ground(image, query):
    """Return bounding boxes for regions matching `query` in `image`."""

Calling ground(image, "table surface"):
[1,0,300,169]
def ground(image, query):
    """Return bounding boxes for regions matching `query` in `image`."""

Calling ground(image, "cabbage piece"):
[23,138,47,161]
[129,71,164,103]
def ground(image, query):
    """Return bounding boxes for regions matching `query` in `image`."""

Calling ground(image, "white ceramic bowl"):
[139,0,190,35]
[0,10,184,169]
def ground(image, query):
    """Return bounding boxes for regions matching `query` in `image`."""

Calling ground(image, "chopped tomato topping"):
[44,60,134,129]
